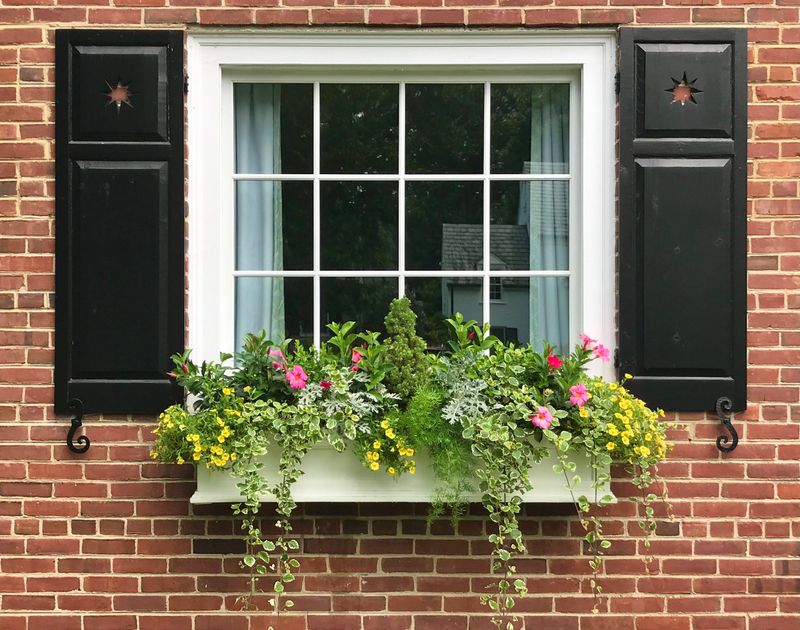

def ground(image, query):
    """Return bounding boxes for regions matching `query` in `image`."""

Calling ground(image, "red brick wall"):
[1,6,799,630]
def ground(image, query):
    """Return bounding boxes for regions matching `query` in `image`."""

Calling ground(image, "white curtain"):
[526,85,570,352]
[234,84,285,347]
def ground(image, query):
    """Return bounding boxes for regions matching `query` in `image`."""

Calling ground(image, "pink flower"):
[530,406,553,430]
[351,348,363,364]
[593,344,610,362]
[320,380,332,391]
[286,365,308,390]
[350,365,359,372]
[579,333,596,350]
[269,348,285,371]
[569,383,589,407]
[547,355,562,370]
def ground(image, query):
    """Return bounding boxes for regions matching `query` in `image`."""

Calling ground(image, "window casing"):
[188,32,616,379]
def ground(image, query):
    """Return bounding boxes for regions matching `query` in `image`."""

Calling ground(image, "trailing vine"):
[151,300,672,626]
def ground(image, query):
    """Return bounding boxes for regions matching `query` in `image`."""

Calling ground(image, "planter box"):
[190,443,613,504]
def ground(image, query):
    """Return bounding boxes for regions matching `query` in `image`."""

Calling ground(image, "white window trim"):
[187,31,617,379]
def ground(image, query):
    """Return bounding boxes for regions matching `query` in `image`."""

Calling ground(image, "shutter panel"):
[55,30,184,415]
[618,28,748,412]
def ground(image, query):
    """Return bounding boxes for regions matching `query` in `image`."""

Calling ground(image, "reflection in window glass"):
[490,277,569,352]
[406,84,483,175]
[491,83,569,175]
[491,181,569,272]
[406,277,483,349]
[235,83,313,175]
[406,181,482,271]
[321,84,398,174]
[236,181,312,271]
[236,277,313,350]
[321,278,397,337]
[321,182,398,271]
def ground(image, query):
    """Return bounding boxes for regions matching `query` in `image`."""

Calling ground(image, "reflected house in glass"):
[441,224,530,344]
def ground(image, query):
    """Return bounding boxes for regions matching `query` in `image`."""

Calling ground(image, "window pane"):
[405,181,483,271]
[406,84,483,175]
[321,84,398,174]
[236,181,312,271]
[491,180,569,271]
[235,83,312,175]
[321,278,397,337]
[321,181,398,271]
[235,277,313,350]
[490,276,569,351]
[491,83,569,175]
[405,277,483,349]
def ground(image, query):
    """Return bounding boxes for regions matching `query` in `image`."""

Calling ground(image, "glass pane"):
[490,276,569,351]
[236,181,312,271]
[406,84,483,175]
[491,181,569,271]
[321,181,398,271]
[321,278,397,338]
[321,84,398,174]
[491,83,569,175]
[405,181,483,271]
[405,277,483,350]
[235,83,312,175]
[235,277,313,350]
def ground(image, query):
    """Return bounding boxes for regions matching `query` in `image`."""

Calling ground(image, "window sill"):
[190,443,614,504]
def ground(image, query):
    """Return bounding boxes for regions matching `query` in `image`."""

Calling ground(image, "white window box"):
[190,443,613,504]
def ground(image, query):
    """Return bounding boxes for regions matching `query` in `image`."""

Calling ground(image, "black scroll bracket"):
[66,398,91,454]
[715,396,739,453]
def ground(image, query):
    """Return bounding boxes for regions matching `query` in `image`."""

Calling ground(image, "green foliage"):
[154,307,673,628]
[382,297,429,403]
[396,385,474,523]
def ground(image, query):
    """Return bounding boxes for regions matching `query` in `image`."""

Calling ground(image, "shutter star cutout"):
[665,72,701,106]
[104,79,133,111]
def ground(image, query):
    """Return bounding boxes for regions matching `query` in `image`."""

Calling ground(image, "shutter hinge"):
[614,70,620,96]
[183,74,189,95]
[613,348,620,369]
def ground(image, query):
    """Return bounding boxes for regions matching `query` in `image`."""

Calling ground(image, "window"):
[189,33,616,375]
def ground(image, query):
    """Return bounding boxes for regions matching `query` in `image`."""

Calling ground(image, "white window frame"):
[187,31,617,379]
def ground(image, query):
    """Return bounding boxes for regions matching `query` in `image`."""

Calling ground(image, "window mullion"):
[482,81,491,329]
[313,82,321,348]
[398,82,406,298]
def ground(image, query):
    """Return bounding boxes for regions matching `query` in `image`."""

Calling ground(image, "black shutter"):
[55,30,184,415]
[618,28,747,412]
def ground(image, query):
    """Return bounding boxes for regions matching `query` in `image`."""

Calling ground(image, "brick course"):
[1,4,799,629]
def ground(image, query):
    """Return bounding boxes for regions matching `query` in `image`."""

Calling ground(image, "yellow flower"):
[622,435,630,446]
[624,373,633,380]
[644,433,653,442]
[186,435,194,442]
[639,446,651,457]
[192,452,201,461]
[609,383,618,390]
[409,467,416,475]
[150,450,157,459]
[369,461,379,471]
[230,453,238,461]
[406,448,414,457]
[243,386,252,394]
[607,424,619,436]
[177,456,184,465]
[222,387,234,396]
[369,452,379,462]
[579,408,589,419]
[373,441,382,450]
[606,442,616,451]
[380,420,389,429]
[385,428,396,439]
[626,409,633,418]
[217,435,225,443]
[387,467,396,476]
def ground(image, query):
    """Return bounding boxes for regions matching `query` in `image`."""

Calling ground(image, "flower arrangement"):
[152,298,671,629]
